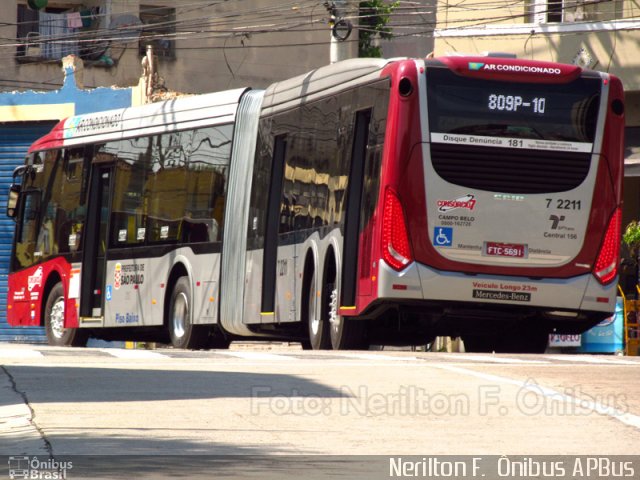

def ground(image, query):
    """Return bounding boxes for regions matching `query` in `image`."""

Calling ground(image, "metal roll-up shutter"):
[0,122,56,343]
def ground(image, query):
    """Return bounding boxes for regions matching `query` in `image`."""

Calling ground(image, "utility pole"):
[326,1,353,64]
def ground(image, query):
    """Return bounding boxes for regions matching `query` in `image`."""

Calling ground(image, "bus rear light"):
[593,208,621,285]
[382,188,413,271]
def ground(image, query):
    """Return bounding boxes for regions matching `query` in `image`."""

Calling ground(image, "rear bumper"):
[376,260,617,314]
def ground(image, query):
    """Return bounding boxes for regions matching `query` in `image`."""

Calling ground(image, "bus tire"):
[168,277,209,350]
[305,270,330,350]
[44,282,88,347]
[326,283,367,350]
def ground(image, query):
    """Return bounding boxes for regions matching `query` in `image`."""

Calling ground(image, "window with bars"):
[526,0,565,23]
[139,5,176,59]
[16,4,80,60]
[526,0,615,24]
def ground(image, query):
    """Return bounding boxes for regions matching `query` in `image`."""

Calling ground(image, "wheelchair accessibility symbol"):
[433,227,453,247]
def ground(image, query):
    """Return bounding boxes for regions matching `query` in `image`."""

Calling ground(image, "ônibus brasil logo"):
[8,456,73,479]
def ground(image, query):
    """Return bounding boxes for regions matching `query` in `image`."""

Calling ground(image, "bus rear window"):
[426,68,602,148]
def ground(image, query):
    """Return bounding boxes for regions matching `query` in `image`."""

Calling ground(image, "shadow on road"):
[1,365,345,404]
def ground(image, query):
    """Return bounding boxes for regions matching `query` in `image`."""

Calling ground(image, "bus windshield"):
[426,68,602,148]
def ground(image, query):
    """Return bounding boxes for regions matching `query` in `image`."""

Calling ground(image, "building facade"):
[1,0,343,95]
[1,1,440,95]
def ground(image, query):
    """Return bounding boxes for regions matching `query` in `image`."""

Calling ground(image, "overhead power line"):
[0,0,632,91]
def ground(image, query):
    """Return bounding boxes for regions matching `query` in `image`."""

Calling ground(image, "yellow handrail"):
[619,285,629,353]
[619,284,640,355]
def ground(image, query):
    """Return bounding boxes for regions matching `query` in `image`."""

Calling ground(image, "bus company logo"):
[27,266,43,292]
[468,62,484,71]
[114,263,122,290]
[437,194,476,213]
[8,456,73,479]
[549,215,565,229]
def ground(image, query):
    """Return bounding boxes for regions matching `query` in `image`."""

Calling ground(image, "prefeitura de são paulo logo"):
[114,262,122,290]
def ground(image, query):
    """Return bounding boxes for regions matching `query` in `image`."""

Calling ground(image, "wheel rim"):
[172,292,189,339]
[309,277,320,336]
[328,286,340,333]
[50,296,65,339]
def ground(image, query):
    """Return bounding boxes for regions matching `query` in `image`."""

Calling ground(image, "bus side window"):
[15,191,41,269]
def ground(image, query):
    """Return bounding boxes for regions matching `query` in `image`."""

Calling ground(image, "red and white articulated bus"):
[6,54,624,353]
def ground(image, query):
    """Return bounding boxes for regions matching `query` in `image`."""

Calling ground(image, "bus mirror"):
[6,184,21,218]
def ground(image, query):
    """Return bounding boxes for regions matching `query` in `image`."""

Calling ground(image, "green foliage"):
[623,221,640,257]
[358,0,399,58]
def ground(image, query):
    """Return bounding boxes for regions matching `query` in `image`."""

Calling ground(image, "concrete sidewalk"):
[0,366,48,455]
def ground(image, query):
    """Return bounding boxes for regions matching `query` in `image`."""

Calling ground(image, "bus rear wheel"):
[326,283,367,350]
[168,277,209,350]
[44,282,88,347]
[306,271,330,350]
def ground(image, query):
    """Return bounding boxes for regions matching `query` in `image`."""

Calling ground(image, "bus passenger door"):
[261,135,287,321]
[80,165,112,319]
[341,109,371,307]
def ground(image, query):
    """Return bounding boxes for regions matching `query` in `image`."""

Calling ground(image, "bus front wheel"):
[44,282,88,347]
[168,277,209,350]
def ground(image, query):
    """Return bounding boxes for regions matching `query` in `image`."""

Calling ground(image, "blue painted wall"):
[0,61,133,116]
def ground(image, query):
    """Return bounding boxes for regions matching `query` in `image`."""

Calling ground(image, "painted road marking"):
[219,351,297,361]
[341,352,421,362]
[545,355,639,365]
[441,354,549,364]
[103,348,169,359]
[431,363,640,431]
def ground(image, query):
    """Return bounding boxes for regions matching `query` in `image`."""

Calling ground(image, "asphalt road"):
[1,343,639,478]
